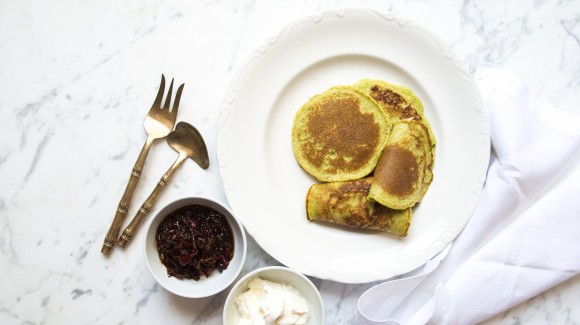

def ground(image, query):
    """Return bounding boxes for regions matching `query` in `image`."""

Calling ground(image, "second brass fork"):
[101,75,184,255]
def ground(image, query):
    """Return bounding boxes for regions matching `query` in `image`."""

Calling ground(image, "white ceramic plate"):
[217,9,489,283]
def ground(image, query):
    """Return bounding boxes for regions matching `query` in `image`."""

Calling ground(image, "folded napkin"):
[358,63,580,324]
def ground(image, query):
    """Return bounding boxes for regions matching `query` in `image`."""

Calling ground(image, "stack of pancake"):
[292,79,436,237]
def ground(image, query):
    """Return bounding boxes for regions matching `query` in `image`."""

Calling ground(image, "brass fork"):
[101,75,184,255]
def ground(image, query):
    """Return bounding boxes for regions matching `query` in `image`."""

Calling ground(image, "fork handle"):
[101,136,155,255]
[117,153,187,248]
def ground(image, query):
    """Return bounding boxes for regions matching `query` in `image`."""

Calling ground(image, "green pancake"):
[369,120,433,209]
[354,78,423,115]
[292,86,390,182]
[354,79,435,198]
[306,177,411,236]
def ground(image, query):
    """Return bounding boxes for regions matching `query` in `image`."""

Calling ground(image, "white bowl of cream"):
[223,266,324,325]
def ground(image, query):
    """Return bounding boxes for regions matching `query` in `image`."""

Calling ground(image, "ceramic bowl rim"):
[143,195,247,298]
[222,265,325,324]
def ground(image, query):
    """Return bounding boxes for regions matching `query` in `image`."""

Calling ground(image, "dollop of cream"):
[234,277,310,325]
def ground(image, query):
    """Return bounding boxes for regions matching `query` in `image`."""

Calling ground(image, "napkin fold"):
[358,63,580,325]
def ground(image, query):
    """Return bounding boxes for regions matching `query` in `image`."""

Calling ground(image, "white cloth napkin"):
[358,63,580,325]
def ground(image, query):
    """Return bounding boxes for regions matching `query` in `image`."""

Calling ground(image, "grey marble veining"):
[1,0,580,324]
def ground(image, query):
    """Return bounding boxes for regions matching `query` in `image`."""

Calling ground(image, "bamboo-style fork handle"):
[101,75,183,255]
[101,137,155,255]
[117,153,188,248]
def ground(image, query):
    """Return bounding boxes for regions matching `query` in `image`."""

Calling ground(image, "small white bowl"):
[144,196,247,298]
[223,266,325,324]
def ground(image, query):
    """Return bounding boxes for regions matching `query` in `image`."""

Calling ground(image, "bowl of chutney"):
[144,196,247,298]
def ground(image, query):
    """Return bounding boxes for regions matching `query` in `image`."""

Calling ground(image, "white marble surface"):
[1,0,579,324]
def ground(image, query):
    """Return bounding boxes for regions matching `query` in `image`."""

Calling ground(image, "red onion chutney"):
[155,204,234,280]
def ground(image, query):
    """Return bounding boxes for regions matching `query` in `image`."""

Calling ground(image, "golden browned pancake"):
[306,177,411,236]
[369,120,433,209]
[292,86,389,182]
[355,79,435,197]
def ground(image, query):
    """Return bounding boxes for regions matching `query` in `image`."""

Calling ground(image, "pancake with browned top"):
[355,79,436,197]
[369,120,433,209]
[292,86,389,182]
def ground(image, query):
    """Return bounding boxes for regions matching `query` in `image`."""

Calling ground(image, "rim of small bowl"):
[223,266,325,324]
[144,196,247,298]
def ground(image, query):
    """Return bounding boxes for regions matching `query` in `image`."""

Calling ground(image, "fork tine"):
[151,74,166,109]
[171,84,185,117]
[162,78,175,110]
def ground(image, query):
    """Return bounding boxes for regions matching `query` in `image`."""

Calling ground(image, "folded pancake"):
[369,120,433,210]
[306,177,411,236]
[292,86,389,182]
[355,79,436,196]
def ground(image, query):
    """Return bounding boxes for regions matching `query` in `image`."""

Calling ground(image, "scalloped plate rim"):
[217,8,490,283]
